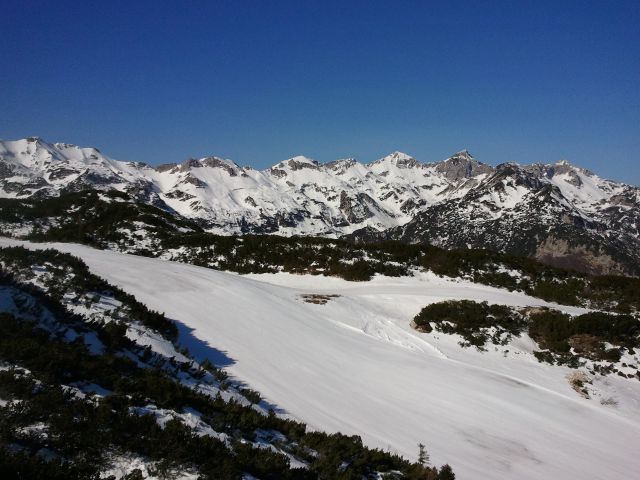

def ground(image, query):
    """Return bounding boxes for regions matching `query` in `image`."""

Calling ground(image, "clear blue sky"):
[2,0,639,183]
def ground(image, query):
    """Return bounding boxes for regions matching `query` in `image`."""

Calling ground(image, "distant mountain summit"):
[2,136,639,275]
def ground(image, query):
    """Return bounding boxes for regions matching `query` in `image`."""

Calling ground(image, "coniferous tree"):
[418,443,430,466]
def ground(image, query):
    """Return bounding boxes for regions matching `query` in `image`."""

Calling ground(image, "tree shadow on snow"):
[171,318,236,368]
[169,317,287,415]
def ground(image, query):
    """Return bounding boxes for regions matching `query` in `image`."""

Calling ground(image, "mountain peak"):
[274,155,320,171]
[389,151,413,159]
[436,150,493,180]
[372,151,418,168]
[288,155,317,164]
[1,136,638,278]
[175,155,241,176]
[447,150,474,162]
[11,136,50,151]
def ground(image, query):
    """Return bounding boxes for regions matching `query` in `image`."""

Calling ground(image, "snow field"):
[1,239,639,480]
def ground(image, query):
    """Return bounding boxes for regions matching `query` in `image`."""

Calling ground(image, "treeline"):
[1,190,639,312]
[160,233,640,313]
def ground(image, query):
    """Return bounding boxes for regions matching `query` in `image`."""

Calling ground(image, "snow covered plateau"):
[1,238,638,480]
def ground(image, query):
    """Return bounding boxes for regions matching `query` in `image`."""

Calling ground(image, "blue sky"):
[1,1,639,183]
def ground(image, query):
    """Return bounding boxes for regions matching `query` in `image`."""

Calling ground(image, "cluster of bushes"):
[412,300,640,376]
[160,233,640,312]
[529,310,639,363]
[0,190,201,250]
[299,432,454,480]
[161,233,409,281]
[413,301,526,347]
[0,246,177,340]
[0,347,298,479]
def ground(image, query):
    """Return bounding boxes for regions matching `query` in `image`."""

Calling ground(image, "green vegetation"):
[0,314,297,479]
[412,300,640,377]
[0,245,177,340]
[413,301,526,348]
[0,189,201,250]
[529,310,640,363]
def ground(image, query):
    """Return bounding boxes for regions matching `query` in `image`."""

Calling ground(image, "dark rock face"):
[155,163,178,173]
[391,154,418,169]
[525,161,584,186]
[339,191,375,224]
[2,182,25,194]
[0,162,14,179]
[435,151,494,181]
[269,168,287,179]
[325,159,357,173]
[201,157,238,176]
[64,172,119,192]
[179,158,201,172]
[181,174,206,188]
[533,236,626,276]
[48,167,79,180]
[165,189,195,200]
[124,181,170,210]
[346,171,640,276]
[400,198,426,215]
[285,158,320,171]
[21,177,49,190]
[249,209,309,233]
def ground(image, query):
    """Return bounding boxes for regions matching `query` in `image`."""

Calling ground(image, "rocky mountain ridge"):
[1,136,639,275]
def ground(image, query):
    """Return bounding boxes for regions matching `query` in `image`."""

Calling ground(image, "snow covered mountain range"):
[2,136,639,275]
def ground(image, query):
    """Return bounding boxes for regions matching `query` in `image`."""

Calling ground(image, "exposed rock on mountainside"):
[348,161,640,275]
[1,136,639,275]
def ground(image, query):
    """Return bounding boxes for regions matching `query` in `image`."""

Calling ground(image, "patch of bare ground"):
[567,371,591,398]
[600,396,618,407]
[299,294,341,305]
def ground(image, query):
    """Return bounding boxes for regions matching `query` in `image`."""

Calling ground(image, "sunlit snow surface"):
[1,239,639,480]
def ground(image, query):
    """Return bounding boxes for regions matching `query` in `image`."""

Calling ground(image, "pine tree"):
[418,442,430,466]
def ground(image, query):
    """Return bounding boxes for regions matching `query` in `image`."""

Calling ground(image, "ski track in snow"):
[1,238,639,480]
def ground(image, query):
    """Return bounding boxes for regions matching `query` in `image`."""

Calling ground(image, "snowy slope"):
[2,238,639,480]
